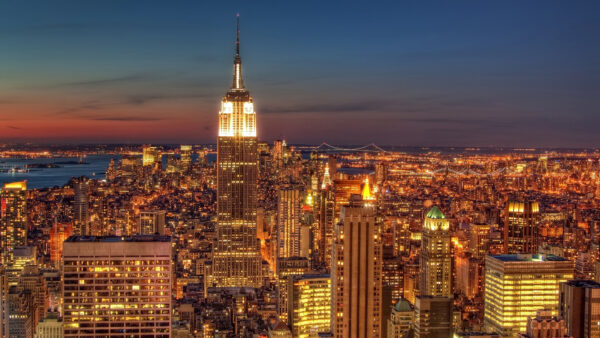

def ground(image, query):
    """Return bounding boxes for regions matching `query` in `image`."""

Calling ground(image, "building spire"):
[236,13,240,56]
[232,13,244,90]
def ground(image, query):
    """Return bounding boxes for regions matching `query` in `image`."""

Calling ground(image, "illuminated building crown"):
[361,177,375,201]
[424,206,449,231]
[218,14,257,138]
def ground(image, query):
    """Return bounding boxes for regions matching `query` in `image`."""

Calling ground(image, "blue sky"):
[0,1,598,146]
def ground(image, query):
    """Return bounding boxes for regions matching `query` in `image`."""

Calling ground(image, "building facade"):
[559,279,600,338]
[277,188,303,259]
[288,274,331,337]
[139,210,166,235]
[332,196,382,337]
[62,236,172,337]
[484,254,574,336]
[504,201,540,254]
[413,296,453,338]
[1,181,28,264]
[73,177,89,236]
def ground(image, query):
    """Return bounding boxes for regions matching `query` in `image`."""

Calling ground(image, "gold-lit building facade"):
[277,257,310,324]
[0,181,27,264]
[277,188,303,259]
[62,236,172,337]
[212,17,262,288]
[504,201,540,254]
[484,254,573,336]
[419,206,452,297]
[288,274,331,338]
[142,146,161,167]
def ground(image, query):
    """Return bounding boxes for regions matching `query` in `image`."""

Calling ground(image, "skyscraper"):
[504,201,540,254]
[277,257,310,324]
[484,254,573,336]
[1,181,27,264]
[73,177,89,236]
[62,235,172,337]
[142,145,161,167]
[559,279,600,338]
[212,15,262,288]
[332,195,382,338]
[419,206,452,297]
[277,187,303,259]
[180,145,193,170]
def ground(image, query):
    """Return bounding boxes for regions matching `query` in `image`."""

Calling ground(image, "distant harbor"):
[0,155,118,189]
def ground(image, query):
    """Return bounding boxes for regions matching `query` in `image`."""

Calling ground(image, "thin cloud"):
[58,74,154,88]
[262,101,390,114]
[87,116,164,122]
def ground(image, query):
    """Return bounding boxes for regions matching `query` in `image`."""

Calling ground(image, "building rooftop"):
[65,235,171,243]
[426,206,445,219]
[490,254,568,262]
[563,279,600,288]
[294,274,330,281]
[393,298,413,312]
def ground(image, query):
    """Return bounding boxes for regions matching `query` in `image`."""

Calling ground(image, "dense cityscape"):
[2,3,600,338]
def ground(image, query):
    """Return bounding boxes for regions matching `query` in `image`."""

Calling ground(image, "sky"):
[0,0,599,147]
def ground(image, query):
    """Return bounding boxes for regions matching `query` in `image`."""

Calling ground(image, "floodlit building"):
[276,257,310,324]
[504,201,540,254]
[287,274,331,337]
[0,181,27,264]
[277,188,303,259]
[484,254,573,336]
[142,145,161,167]
[419,206,452,297]
[212,16,262,288]
[62,235,172,337]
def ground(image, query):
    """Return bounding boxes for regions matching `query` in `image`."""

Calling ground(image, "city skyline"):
[1,1,599,147]
[2,4,600,336]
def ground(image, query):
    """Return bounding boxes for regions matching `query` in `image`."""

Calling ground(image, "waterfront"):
[0,155,118,189]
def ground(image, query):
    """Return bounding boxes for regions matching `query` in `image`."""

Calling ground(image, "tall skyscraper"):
[1,181,27,264]
[332,195,382,338]
[288,274,331,337]
[62,235,172,337]
[484,254,573,336]
[142,145,161,167]
[212,16,262,288]
[504,201,540,253]
[73,177,89,236]
[277,187,303,259]
[419,206,452,297]
[559,279,600,338]
[180,145,193,170]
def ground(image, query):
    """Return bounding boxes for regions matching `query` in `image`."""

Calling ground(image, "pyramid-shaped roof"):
[426,206,445,219]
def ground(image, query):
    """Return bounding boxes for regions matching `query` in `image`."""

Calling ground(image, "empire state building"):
[212,16,262,288]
